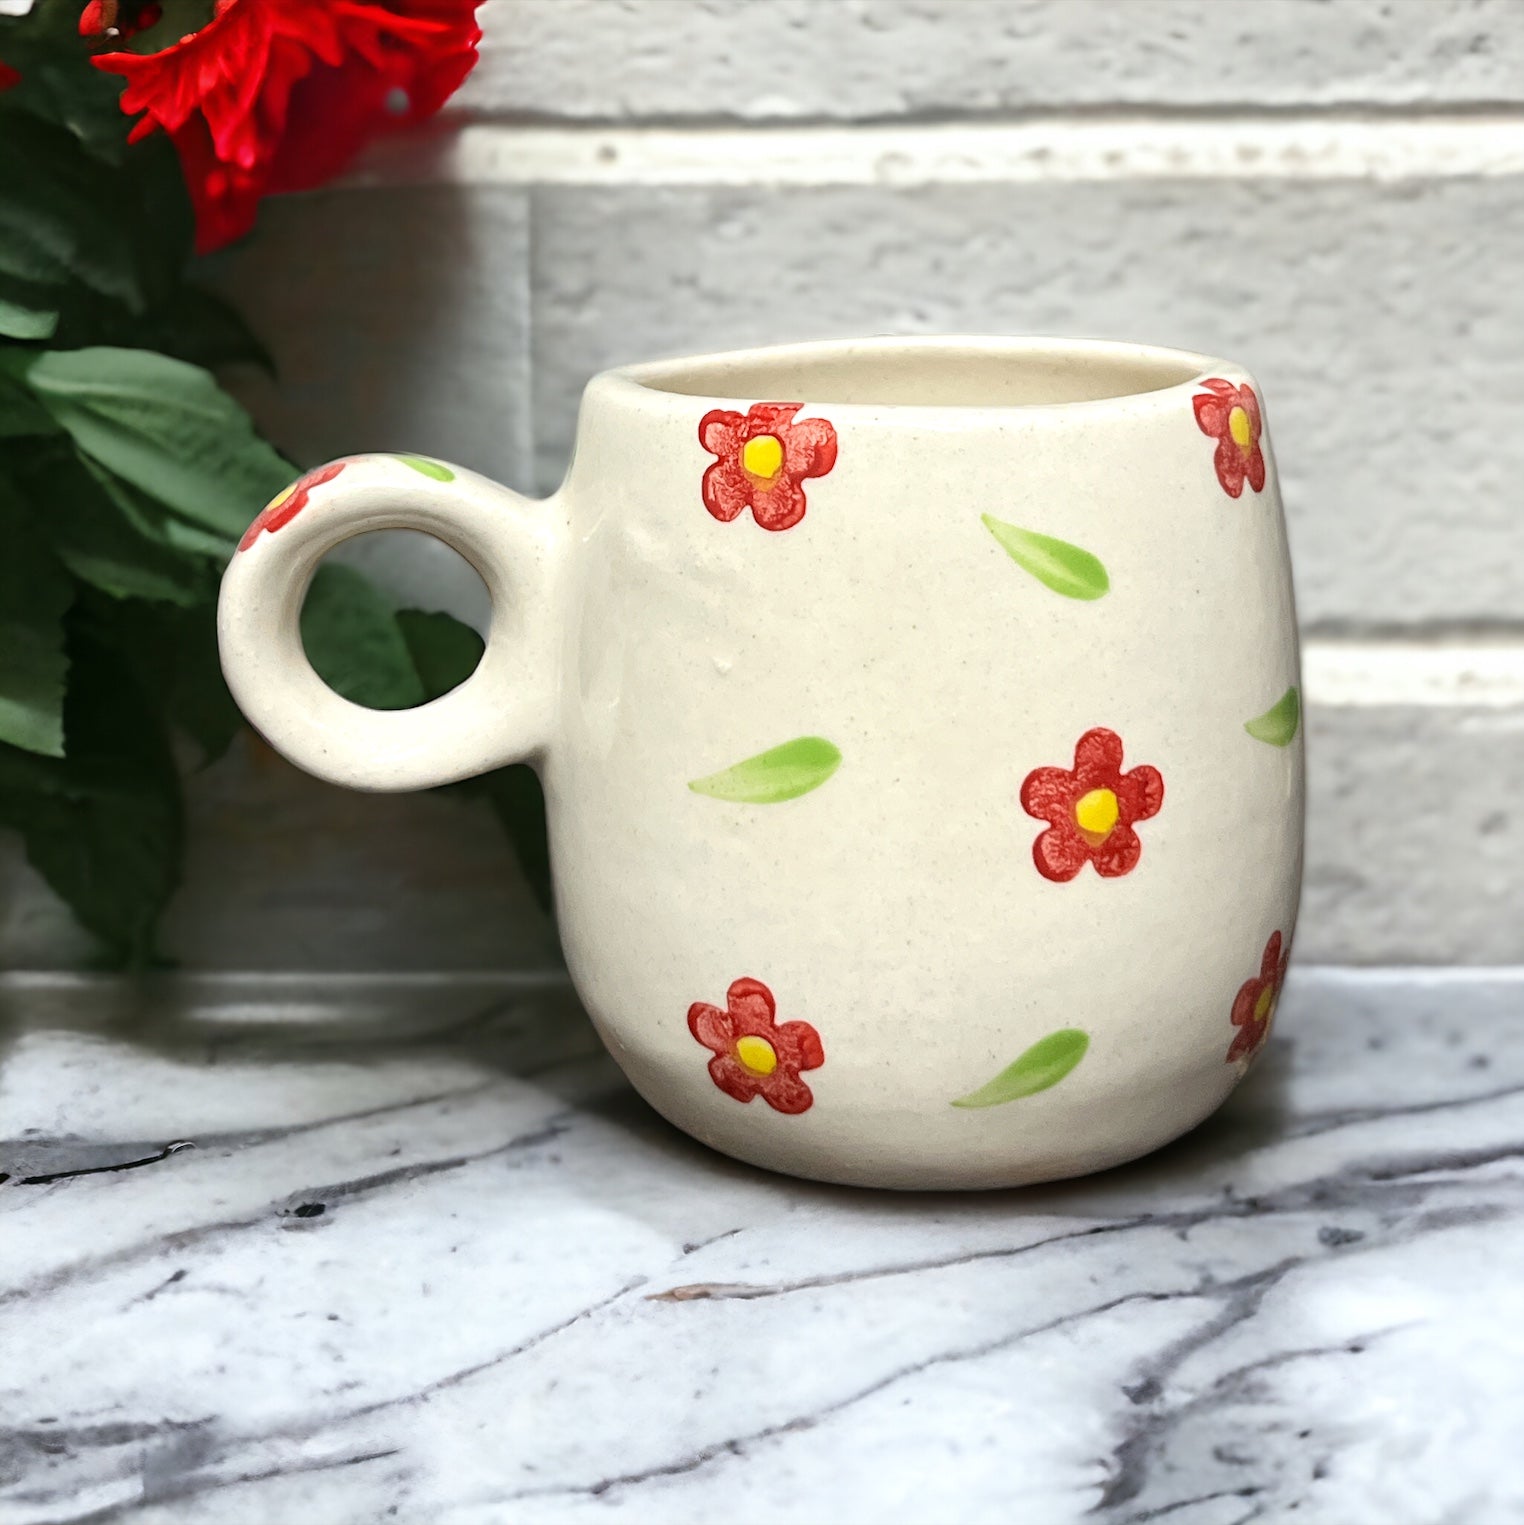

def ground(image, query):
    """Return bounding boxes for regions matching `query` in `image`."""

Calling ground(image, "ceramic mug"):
[218,336,1303,1190]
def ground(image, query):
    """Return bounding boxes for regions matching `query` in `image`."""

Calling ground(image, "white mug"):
[218,337,1303,1189]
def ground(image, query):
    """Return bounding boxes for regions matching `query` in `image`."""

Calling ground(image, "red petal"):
[727,977,776,1028]
[1230,976,1262,1029]
[1033,825,1088,882]
[1214,437,1246,497]
[1259,931,1283,984]
[1238,383,1263,435]
[760,1071,814,1115]
[745,402,802,437]
[782,416,838,480]
[749,478,807,532]
[688,1001,736,1054]
[0,59,21,91]
[775,1020,825,1072]
[1090,825,1142,878]
[1226,1023,1260,1063]
[709,1054,764,1104]
[1198,377,1236,397]
[1116,763,1164,824]
[1193,392,1230,437]
[1245,447,1267,493]
[699,409,743,457]
[701,460,751,523]
[1020,765,1075,825]
[1072,727,1125,785]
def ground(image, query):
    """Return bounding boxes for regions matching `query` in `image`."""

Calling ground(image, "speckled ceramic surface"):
[218,336,1304,1188]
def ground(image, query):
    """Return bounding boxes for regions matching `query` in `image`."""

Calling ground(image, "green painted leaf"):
[951,1029,1090,1109]
[1244,685,1300,747]
[396,455,455,482]
[981,515,1109,600]
[688,736,842,803]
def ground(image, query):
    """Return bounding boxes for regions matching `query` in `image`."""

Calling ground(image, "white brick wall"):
[6,0,1522,969]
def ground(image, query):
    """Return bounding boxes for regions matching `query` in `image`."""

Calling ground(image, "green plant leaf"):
[100,599,242,766]
[1244,685,1300,747]
[951,1029,1090,1108]
[0,271,59,340]
[0,115,146,308]
[0,478,72,756]
[10,439,217,606]
[0,5,139,161]
[396,455,455,482]
[301,564,426,712]
[395,608,482,696]
[396,608,553,913]
[688,736,842,803]
[24,346,293,539]
[0,353,60,438]
[981,515,1109,600]
[0,620,184,966]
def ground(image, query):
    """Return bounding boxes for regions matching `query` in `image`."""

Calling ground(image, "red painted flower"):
[1193,377,1266,498]
[1227,931,1290,1064]
[1020,728,1164,882]
[238,461,347,551]
[687,977,824,1114]
[698,402,838,532]
[94,0,483,253]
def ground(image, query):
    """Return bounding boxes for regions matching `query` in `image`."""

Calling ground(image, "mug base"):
[619,1066,1242,1192]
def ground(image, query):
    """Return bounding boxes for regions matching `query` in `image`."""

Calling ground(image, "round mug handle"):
[217,454,563,791]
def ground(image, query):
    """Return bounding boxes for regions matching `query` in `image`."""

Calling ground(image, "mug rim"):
[598,334,1236,418]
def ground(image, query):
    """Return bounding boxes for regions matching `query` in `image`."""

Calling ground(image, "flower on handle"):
[1227,931,1289,1064]
[698,402,838,531]
[1193,377,1266,498]
[688,977,824,1114]
[1020,727,1164,881]
[238,461,347,552]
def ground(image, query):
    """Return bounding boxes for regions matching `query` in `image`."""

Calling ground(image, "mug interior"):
[624,338,1210,409]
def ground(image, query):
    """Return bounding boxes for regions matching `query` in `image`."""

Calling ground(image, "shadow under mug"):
[218,336,1304,1190]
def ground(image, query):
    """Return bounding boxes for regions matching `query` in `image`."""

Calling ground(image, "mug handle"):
[217,453,563,791]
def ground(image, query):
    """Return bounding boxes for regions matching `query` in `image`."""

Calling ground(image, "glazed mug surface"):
[218,336,1303,1190]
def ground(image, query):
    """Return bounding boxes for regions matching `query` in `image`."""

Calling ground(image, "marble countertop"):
[2,967,1521,1525]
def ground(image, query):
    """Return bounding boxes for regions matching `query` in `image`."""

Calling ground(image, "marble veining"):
[1,968,1522,1524]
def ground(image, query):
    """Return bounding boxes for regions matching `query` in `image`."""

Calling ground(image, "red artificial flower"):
[1193,377,1266,498]
[94,0,483,253]
[79,1,162,40]
[0,59,19,91]
[1227,930,1290,1064]
[687,977,825,1115]
[1020,727,1164,882]
[238,461,346,551]
[698,402,838,532]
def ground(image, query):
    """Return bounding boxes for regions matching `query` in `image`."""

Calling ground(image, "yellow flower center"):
[1228,405,1254,452]
[264,484,295,513]
[735,1035,778,1075]
[1074,787,1119,843]
[1254,984,1276,1024]
[742,434,784,482]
